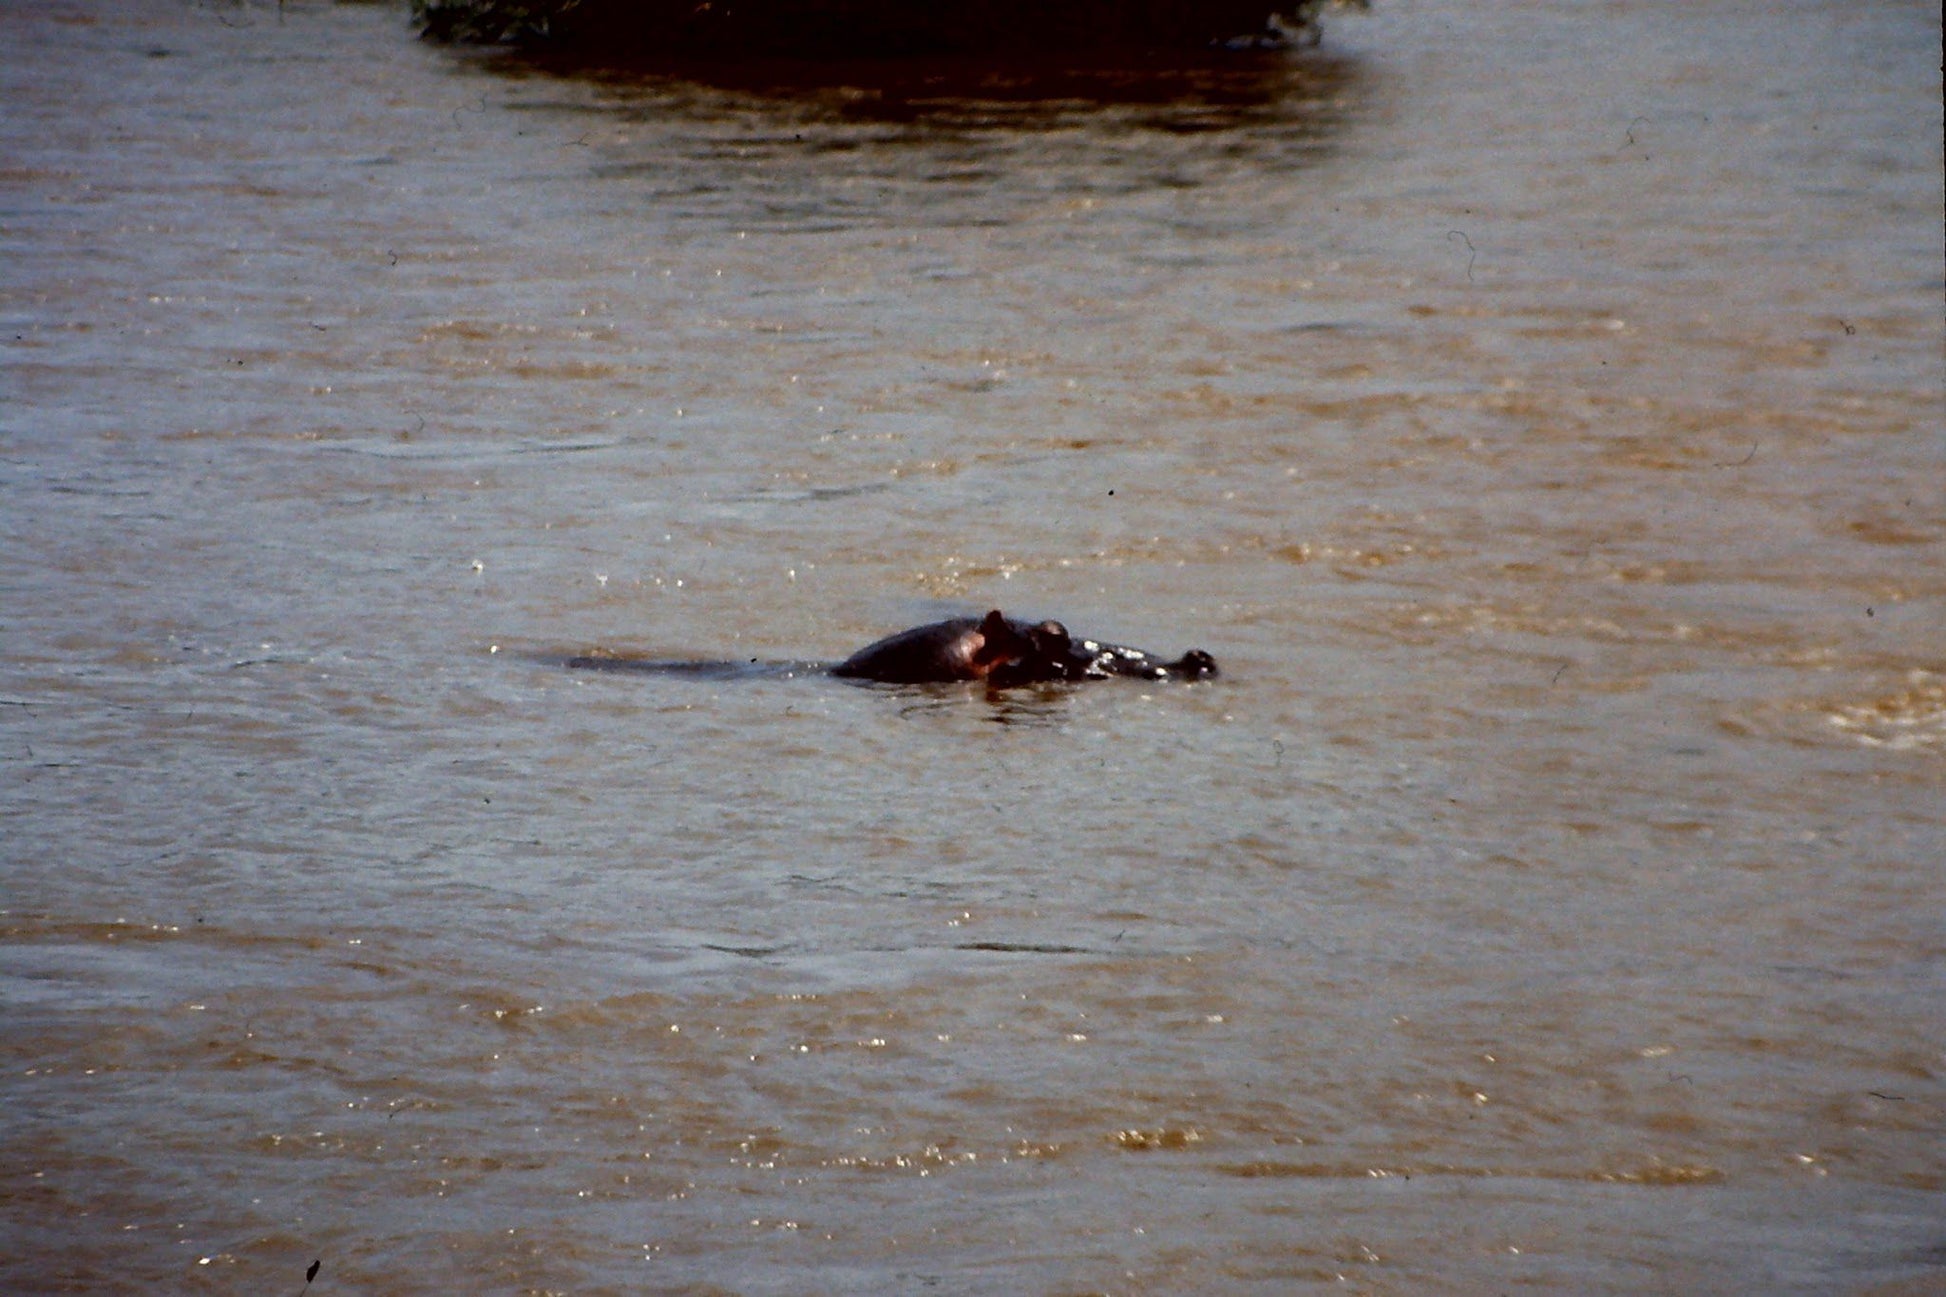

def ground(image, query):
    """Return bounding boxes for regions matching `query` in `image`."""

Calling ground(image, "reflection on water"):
[488,44,1363,238]
[501,44,1363,127]
[2,0,1941,1292]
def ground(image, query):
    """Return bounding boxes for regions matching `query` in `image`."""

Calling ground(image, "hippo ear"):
[971,610,1023,668]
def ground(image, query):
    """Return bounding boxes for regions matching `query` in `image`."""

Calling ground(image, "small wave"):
[1824,672,1945,752]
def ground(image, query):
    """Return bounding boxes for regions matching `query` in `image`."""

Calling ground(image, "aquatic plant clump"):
[412,0,1358,57]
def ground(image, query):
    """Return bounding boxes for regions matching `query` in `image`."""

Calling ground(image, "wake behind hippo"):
[833,610,1217,686]
[564,609,1217,687]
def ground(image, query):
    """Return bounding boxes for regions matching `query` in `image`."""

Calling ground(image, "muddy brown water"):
[2,0,1941,1291]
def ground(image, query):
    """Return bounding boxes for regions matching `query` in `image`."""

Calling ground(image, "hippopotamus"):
[832,610,1217,685]
[561,610,1216,687]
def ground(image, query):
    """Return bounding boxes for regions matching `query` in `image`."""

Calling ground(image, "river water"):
[2,0,1941,1292]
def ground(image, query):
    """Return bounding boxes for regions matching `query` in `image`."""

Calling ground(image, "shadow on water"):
[479,44,1367,142]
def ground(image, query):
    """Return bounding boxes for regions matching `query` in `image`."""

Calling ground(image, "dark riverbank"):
[414,0,1354,58]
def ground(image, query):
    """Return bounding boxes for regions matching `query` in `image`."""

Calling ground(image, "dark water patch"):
[699,942,792,959]
[955,941,1099,956]
[312,435,630,461]
[719,481,895,506]
[1280,319,1379,335]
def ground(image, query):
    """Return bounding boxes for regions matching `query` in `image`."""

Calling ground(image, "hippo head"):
[981,613,1081,687]
[1171,649,1219,680]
